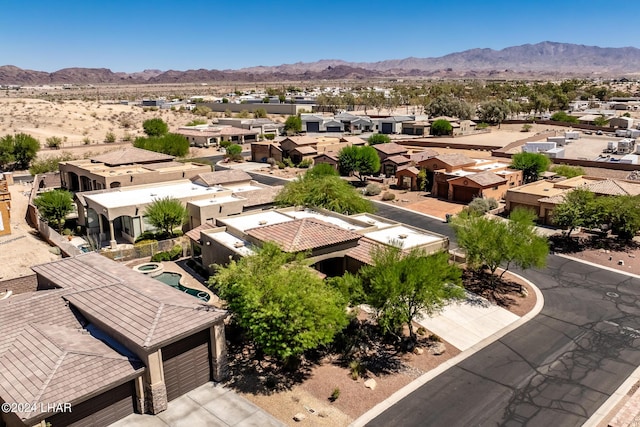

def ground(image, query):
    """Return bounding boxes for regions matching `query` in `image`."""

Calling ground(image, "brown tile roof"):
[374,142,408,155]
[0,323,143,422]
[383,155,411,165]
[396,165,420,175]
[407,149,438,163]
[434,153,475,167]
[283,136,317,146]
[292,145,318,155]
[466,171,507,187]
[314,152,339,161]
[246,218,361,252]
[239,185,283,208]
[30,254,227,350]
[90,147,175,166]
[584,179,640,196]
[186,221,216,242]
[192,169,252,186]
[345,237,383,265]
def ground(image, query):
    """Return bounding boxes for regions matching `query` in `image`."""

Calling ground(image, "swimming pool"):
[154,272,211,302]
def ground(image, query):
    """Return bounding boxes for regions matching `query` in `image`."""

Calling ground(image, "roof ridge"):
[144,303,164,347]
[32,350,66,405]
[290,218,308,251]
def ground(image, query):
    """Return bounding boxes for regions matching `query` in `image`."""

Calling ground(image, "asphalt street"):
[248,170,640,426]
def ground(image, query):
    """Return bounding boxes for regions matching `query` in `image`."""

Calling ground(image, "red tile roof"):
[374,142,408,155]
[246,218,361,252]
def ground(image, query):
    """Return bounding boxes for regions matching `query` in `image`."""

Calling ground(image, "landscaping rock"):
[413,347,424,355]
[364,379,377,390]
[619,260,625,266]
[293,412,307,422]
[429,342,447,356]
[520,287,529,297]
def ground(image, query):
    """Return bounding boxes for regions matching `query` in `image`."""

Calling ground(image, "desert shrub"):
[349,360,366,380]
[364,183,382,196]
[134,239,157,246]
[416,326,427,336]
[476,122,490,130]
[185,119,207,126]
[381,192,395,201]
[122,132,133,142]
[428,334,442,342]
[150,245,183,262]
[266,157,277,167]
[283,157,295,168]
[83,137,91,145]
[263,133,276,140]
[330,388,340,402]
[277,161,286,169]
[219,140,231,149]
[467,197,499,215]
[105,132,116,143]
[521,124,532,132]
[29,152,75,175]
[225,144,243,161]
[46,136,62,149]
[298,158,313,168]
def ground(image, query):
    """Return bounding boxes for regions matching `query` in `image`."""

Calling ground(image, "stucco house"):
[0,253,227,427]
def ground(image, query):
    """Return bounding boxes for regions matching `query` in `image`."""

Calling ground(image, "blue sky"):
[2,0,639,72]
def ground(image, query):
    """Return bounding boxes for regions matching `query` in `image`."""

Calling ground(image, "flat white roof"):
[349,214,396,228]
[472,162,508,171]
[219,210,293,232]
[188,195,243,207]
[364,225,442,249]
[224,184,263,192]
[284,209,364,231]
[204,230,255,256]
[448,170,476,177]
[84,181,216,209]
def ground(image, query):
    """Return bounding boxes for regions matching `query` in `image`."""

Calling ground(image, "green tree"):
[30,152,74,175]
[594,195,640,241]
[275,172,374,214]
[367,134,391,145]
[337,145,381,182]
[305,163,339,179]
[142,118,169,137]
[12,133,41,170]
[359,247,464,341]
[254,108,267,118]
[143,197,187,236]
[133,133,190,157]
[417,168,429,191]
[34,189,74,233]
[210,242,348,366]
[450,208,548,285]
[551,164,584,178]
[284,115,302,134]
[430,119,453,136]
[477,101,509,127]
[511,152,551,184]
[224,143,243,161]
[425,95,473,120]
[0,136,16,168]
[551,188,595,238]
[550,111,578,124]
[593,116,609,127]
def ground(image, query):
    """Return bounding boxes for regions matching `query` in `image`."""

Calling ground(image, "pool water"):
[155,272,210,302]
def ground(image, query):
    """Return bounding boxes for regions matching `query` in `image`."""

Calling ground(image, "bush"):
[263,133,276,140]
[225,144,243,161]
[381,192,395,201]
[467,197,498,214]
[476,122,490,130]
[283,157,295,168]
[367,134,391,145]
[298,158,313,168]
[83,137,91,145]
[521,124,533,132]
[150,245,183,262]
[186,119,207,126]
[46,136,62,149]
[349,360,366,380]
[550,111,578,124]
[29,152,75,175]
[277,161,286,169]
[330,388,340,402]
[364,183,382,196]
[105,132,116,143]
[431,119,453,136]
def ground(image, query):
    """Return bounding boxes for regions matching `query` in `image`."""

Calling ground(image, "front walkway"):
[415,291,520,351]
[110,382,284,427]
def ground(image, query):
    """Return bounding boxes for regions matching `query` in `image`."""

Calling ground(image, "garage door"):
[435,182,449,198]
[46,381,136,427]
[162,329,211,401]
[326,126,341,132]
[452,186,480,203]
[381,123,393,134]
[306,122,320,132]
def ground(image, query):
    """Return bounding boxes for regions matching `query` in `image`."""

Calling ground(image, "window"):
[492,186,499,190]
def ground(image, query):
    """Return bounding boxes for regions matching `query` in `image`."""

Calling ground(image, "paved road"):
[249,170,640,426]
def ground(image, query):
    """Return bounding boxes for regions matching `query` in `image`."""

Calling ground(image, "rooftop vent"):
[398,234,408,239]
[258,220,268,225]
[233,241,245,248]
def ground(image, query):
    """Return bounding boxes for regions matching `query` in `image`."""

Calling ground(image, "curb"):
[349,271,544,427]
[555,253,640,280]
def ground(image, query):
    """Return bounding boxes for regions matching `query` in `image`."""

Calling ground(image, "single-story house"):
[0,253,227,427]
[378,116,414,134]
[396,166,421,191]
[381,155,411,177]
[373,142,409,162]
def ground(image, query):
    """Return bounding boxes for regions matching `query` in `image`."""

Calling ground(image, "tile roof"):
[434,153,475,167]
[314,152,339,161]
[374,142,408,155]
[192,170,252,186]
[90,147,174,166]
[396,165,420,175]
[340,136,367,145]
[282,136,317,146]
[345,237,383,265]
[239,185,283,208]
[407,149,438,163]
[465,171,507,187]
[30,253,227,350]
[246,218,361,252]
[583,179,640,196]
[0,323,143,422]
[383,155,411,165]
[292,145,318,155]
[186,221,216,241]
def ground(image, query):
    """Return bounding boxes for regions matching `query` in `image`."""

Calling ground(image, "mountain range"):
[1,42,639,85]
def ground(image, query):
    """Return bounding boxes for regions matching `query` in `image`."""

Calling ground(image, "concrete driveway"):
[110,383,284,427]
